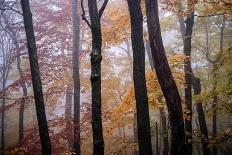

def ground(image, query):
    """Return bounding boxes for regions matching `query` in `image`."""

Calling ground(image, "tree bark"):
[71,0,81,154]
[127,0,152,154]
[183,11,194,155]
[150,52,168,155]
[86,0,108,154]
[145,0,185,154]
[21,0,51,154]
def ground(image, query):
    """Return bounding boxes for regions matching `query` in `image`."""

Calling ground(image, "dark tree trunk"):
[150,50,168,155]
[127,0,152,154]
[183,12,194,155]
[65,85,73,149]
[145,0,185,154]
[192,76,211,155]
[178,4,211,155]
[87,0,108,154]
[21,0,51,154]
[71,0,81,154]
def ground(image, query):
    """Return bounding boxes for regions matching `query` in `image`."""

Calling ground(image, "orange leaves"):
[102,1,131,47]
[199,0,232,15]
[105,54,186,136]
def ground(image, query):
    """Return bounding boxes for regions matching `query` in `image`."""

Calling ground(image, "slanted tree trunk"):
[85,0,108,154]
[145,0,185,154]
[21,0,51,154]
[192,77,211,155]
[127,0,152,154]
[71,0,81,154]
[149,50,168,155]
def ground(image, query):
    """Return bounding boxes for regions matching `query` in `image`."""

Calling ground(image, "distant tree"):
[0,30,14,155]
[198,15,226,155]
[71,0,81,154]
[20,0,51,154]
[1,11,28,144]
[127,0,152,154]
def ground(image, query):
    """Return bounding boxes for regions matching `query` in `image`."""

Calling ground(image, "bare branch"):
[195,13,224,18]
[81,0,91,28]
[98,0,109,18]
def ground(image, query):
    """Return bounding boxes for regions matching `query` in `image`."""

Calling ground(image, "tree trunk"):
[145,40,154,70]
[145,0,185,154]
[192,77,211,155]
[12,31,28,144]
[178,3,211,154]
[183,11,194,155]
[21,0,51,154]
[71,0,81,154]
[159,107,169,155]
[127,0,152,154]
[150,51,168,155]
[17,44,27,145]
[133,112,139,155]
[65,84,73,149]
[87,0,108,154]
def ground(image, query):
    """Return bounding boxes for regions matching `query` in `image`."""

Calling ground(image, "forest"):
[0,0,232,154]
